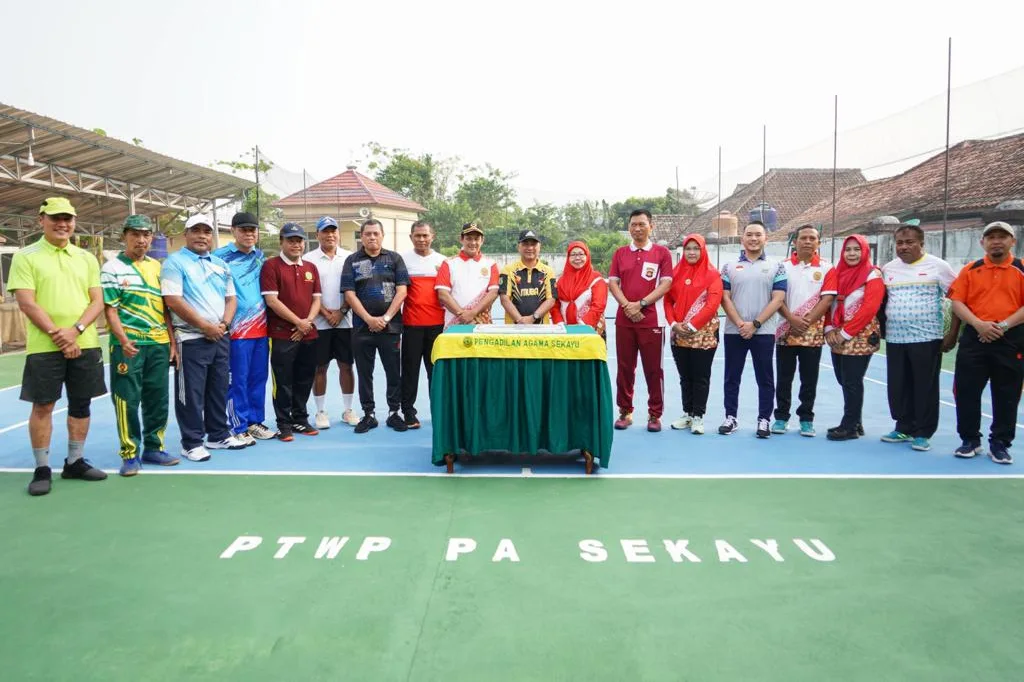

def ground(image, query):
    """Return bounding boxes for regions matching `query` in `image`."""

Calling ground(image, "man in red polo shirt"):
[400,220,446,428]
[608,209,674,432]
[261,223,322,441]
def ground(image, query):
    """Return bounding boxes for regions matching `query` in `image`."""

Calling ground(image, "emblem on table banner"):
[814,271,823,281]
[462,336,473,348]
[305,271,313,281]
[116,362,129,375]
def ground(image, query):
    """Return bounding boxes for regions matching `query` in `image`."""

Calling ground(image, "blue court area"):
[0,321,1019,478]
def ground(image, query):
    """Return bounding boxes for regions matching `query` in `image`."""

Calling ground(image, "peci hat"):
[39,197,76,216]
[184,214,213,230]
[316,216,339,231]
[461,222,484,237]
[982,221,1015,238]
[231,212,259,228]
[279,223,307,240]
[518,229,541,243]
[123,214,154,231]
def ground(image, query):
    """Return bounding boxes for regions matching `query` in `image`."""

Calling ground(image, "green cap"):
[39,197,77,216]
[123,214,154,231]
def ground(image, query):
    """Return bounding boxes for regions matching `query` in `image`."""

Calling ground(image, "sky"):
[4,0,1024,207]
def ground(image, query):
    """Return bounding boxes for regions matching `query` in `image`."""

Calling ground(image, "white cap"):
[185,213,213,230]
[982,221,1016,238]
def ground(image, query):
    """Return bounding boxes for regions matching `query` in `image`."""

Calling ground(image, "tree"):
[214,150,282,226]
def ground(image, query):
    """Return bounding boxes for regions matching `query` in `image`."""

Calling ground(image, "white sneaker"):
[718,416,739,435]
[315,410,331,430]
[206,435,248,450]
[670,415,692,430]
[342,409,360,427]
[235,431,257,447]
[247,422,278,440]
[182,445,211,462]
[691,416,705,435]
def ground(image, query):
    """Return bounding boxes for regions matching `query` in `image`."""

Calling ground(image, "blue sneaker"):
[911,437,931,452]
[770,419,788,434]
[989,442,1013,465]
[119,457,141,477]
[881,430,911,443]
[142,450,181,466]
[799,421,815,437]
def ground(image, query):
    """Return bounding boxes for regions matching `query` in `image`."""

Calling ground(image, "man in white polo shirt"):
[879,222,958,452]
[435,222,500,329]
[772,225,833,438]
[719,220,787,438]
[304,216,358,429]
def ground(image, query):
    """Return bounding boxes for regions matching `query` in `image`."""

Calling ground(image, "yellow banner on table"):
[432,330,607,361]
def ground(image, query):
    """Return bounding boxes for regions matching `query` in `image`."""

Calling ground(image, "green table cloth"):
[430,325,614,468]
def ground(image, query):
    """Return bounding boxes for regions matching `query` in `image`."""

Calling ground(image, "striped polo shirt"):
[101,254,170,346]
[721,251,787,335]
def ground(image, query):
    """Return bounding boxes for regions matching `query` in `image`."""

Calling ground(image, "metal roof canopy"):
[0,103,253,244]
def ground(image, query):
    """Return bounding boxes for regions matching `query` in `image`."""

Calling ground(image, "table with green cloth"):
[429,325,614,473]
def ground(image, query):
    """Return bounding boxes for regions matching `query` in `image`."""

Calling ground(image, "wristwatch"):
[998,321,1010,331]
[531,311,541,321]
[383,314,392,323]
[640,299,649,309]
[74,322,86,334]
[752,320,762,330]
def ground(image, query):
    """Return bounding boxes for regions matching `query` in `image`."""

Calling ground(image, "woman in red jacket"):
[664,234,723,435]
[823,234,884,441]
[557,241,608,335]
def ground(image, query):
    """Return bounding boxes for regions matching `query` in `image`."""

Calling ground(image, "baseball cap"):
[123,215,153,231]
[231,212,259,228]
[518,229,541,243]
[39,197,76,216]
[184,214,213,230]
[280,223,307,239]
[461,222,484,236]
[982,221,1015,238]
[316,216,339,231]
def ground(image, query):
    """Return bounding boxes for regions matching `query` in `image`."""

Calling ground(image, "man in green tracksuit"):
[101,215,180,476]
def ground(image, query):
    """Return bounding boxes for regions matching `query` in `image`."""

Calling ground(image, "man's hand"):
[202,321,225,342]
[290,329,305,342]
[516,315,535,325]
[296,319,313,335]
[49,327,79,350]
[366,317,387,332]
[322,308,340,327]
[121,339,139,359]
[941,332,958,353]
[169,342,179,367]
[974,320,1003,342]
[62,342,82,359]
[456,309,476,324]
[790,316,810,335]
[622,301,642,318]
[738,321,755,339]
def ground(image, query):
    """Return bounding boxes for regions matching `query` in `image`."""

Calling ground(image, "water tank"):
[749,203,779,232]
[712,211,739,237]
[148,233,169,260]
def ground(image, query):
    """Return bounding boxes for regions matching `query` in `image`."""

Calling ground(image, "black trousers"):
[270,338,318,431]
[831,353,872,430]
[352,328,401,415]
[401,324,443,419]
[670,345,716,417]
[954,330,1024,446]
[886,340,942,438]
[774,345,822,422]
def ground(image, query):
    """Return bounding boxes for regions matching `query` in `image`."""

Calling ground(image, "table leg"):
[583,450,594,475]
[445,454,455,474]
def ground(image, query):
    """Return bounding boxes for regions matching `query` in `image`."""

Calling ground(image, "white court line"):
[0,468,1020,480]
[819,360,1024,430]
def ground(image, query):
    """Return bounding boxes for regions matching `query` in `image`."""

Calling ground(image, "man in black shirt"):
[341,219,411,433]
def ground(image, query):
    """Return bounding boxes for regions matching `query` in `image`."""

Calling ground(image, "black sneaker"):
[755,418,771,439]
[989,442,1013,465]
[386,412,408,432]
[61,458,108,481]
[826,426,859,441]
[354,415,378,434]
[857,423,865,437]
[954,439,983,458]
[28,466,52,496]
[292,422,320,437]
[404,413,421,430]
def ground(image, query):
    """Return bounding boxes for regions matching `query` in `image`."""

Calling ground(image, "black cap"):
[231,212,259,228]
[518,229,541,243]
[461,222,484,236]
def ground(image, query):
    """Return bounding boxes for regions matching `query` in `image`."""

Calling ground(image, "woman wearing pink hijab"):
[823,234,885,441]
